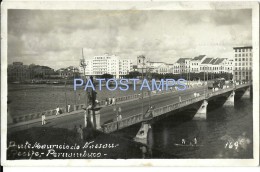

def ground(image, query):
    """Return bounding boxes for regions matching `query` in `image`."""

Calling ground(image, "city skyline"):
[8,9,252,70]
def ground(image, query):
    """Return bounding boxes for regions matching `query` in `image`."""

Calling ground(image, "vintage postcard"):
[1,1,259,167]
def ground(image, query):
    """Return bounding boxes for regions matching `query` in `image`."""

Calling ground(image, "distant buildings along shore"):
[8,46,252,82]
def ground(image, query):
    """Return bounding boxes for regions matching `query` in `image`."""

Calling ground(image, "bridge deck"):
[8,83,251,133]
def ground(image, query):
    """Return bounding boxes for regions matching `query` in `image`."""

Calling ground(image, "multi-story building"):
[173,63,180,74]
[200,58,227,74]
[224,59,234,74]
[79,53,132,79]
[190,55,207,73]
[233,46,252,82]
[174,58,192,74]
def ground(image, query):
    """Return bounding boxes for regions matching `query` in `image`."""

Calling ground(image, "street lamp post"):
[141,56,145,117]
[64,76,68,113]
[73,67,77,106]
[113,105,119,130]
[81,48,88,128]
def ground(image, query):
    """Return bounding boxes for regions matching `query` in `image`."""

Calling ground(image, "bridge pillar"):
[134,122,151,144]
[193,100,208,120]
[223,91,235,107]
[241,87,251,99]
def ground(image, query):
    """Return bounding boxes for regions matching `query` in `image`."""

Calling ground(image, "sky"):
[8,9,252,70]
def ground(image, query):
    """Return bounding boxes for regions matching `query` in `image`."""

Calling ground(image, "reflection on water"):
[115,97,253,159]
[151,98,253,158]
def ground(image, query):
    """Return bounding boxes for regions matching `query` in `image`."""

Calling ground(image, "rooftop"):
[233,46,252,49]
[209,58,218,64]
[214,58,226,65]
[192,55,206,61]
[176,58,191,63]
[201,58,214,64]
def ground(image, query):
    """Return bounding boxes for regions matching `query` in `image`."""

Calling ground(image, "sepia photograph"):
[1,1,259,166]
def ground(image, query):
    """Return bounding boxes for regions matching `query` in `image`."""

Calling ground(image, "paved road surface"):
[9,86,208,133]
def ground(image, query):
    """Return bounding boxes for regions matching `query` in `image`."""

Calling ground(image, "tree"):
[125,71,141,78]
[100,73,114,80]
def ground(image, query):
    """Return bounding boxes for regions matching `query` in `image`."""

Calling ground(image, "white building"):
[224,59,234,74]
[200,57,233,74]
[174,58,192,74]
[173,63,180,74]
[79,53,132,79]
[233,46,252,81]
[136,56,173,74]
[190,55,207,73]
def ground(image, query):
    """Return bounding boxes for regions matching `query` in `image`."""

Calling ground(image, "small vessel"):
[174,143,203,147]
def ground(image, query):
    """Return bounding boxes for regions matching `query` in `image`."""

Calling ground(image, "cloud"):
[8,9,252,70]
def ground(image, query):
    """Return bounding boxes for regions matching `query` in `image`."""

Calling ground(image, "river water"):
[113,96,253,159]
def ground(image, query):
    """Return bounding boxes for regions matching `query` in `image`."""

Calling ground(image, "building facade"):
[190,55,207,73]
[136,56,173,74]
[233,46,252,81]
[80,53,132,79]
[174,58,192,74]
[200,57,231,74]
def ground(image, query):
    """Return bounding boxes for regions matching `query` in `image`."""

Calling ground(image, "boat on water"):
[174,143,203,147]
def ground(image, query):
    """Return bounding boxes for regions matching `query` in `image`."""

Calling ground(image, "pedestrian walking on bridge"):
[56,106,60,115]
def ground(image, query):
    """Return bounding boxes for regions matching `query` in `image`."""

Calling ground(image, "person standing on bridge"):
[41,113,46,125]
[105,98,108,106]
[179,96,182,103]
[181,138,186,145]
[67,104,71,113]
[194,137,197,146]
[112,97,116,105]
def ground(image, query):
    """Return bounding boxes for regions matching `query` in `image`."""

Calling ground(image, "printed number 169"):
[225,141,239,149]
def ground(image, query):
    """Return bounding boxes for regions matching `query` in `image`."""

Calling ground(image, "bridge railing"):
[102,83,252,133]
[102,95,206,133]
[12,106,68,123]
[102,113,143,133]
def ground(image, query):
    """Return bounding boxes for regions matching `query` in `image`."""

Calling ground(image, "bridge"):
[8,82,252,139]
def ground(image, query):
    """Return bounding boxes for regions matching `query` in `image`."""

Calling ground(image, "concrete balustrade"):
[102,88,237,133]
[12,106,69,124]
